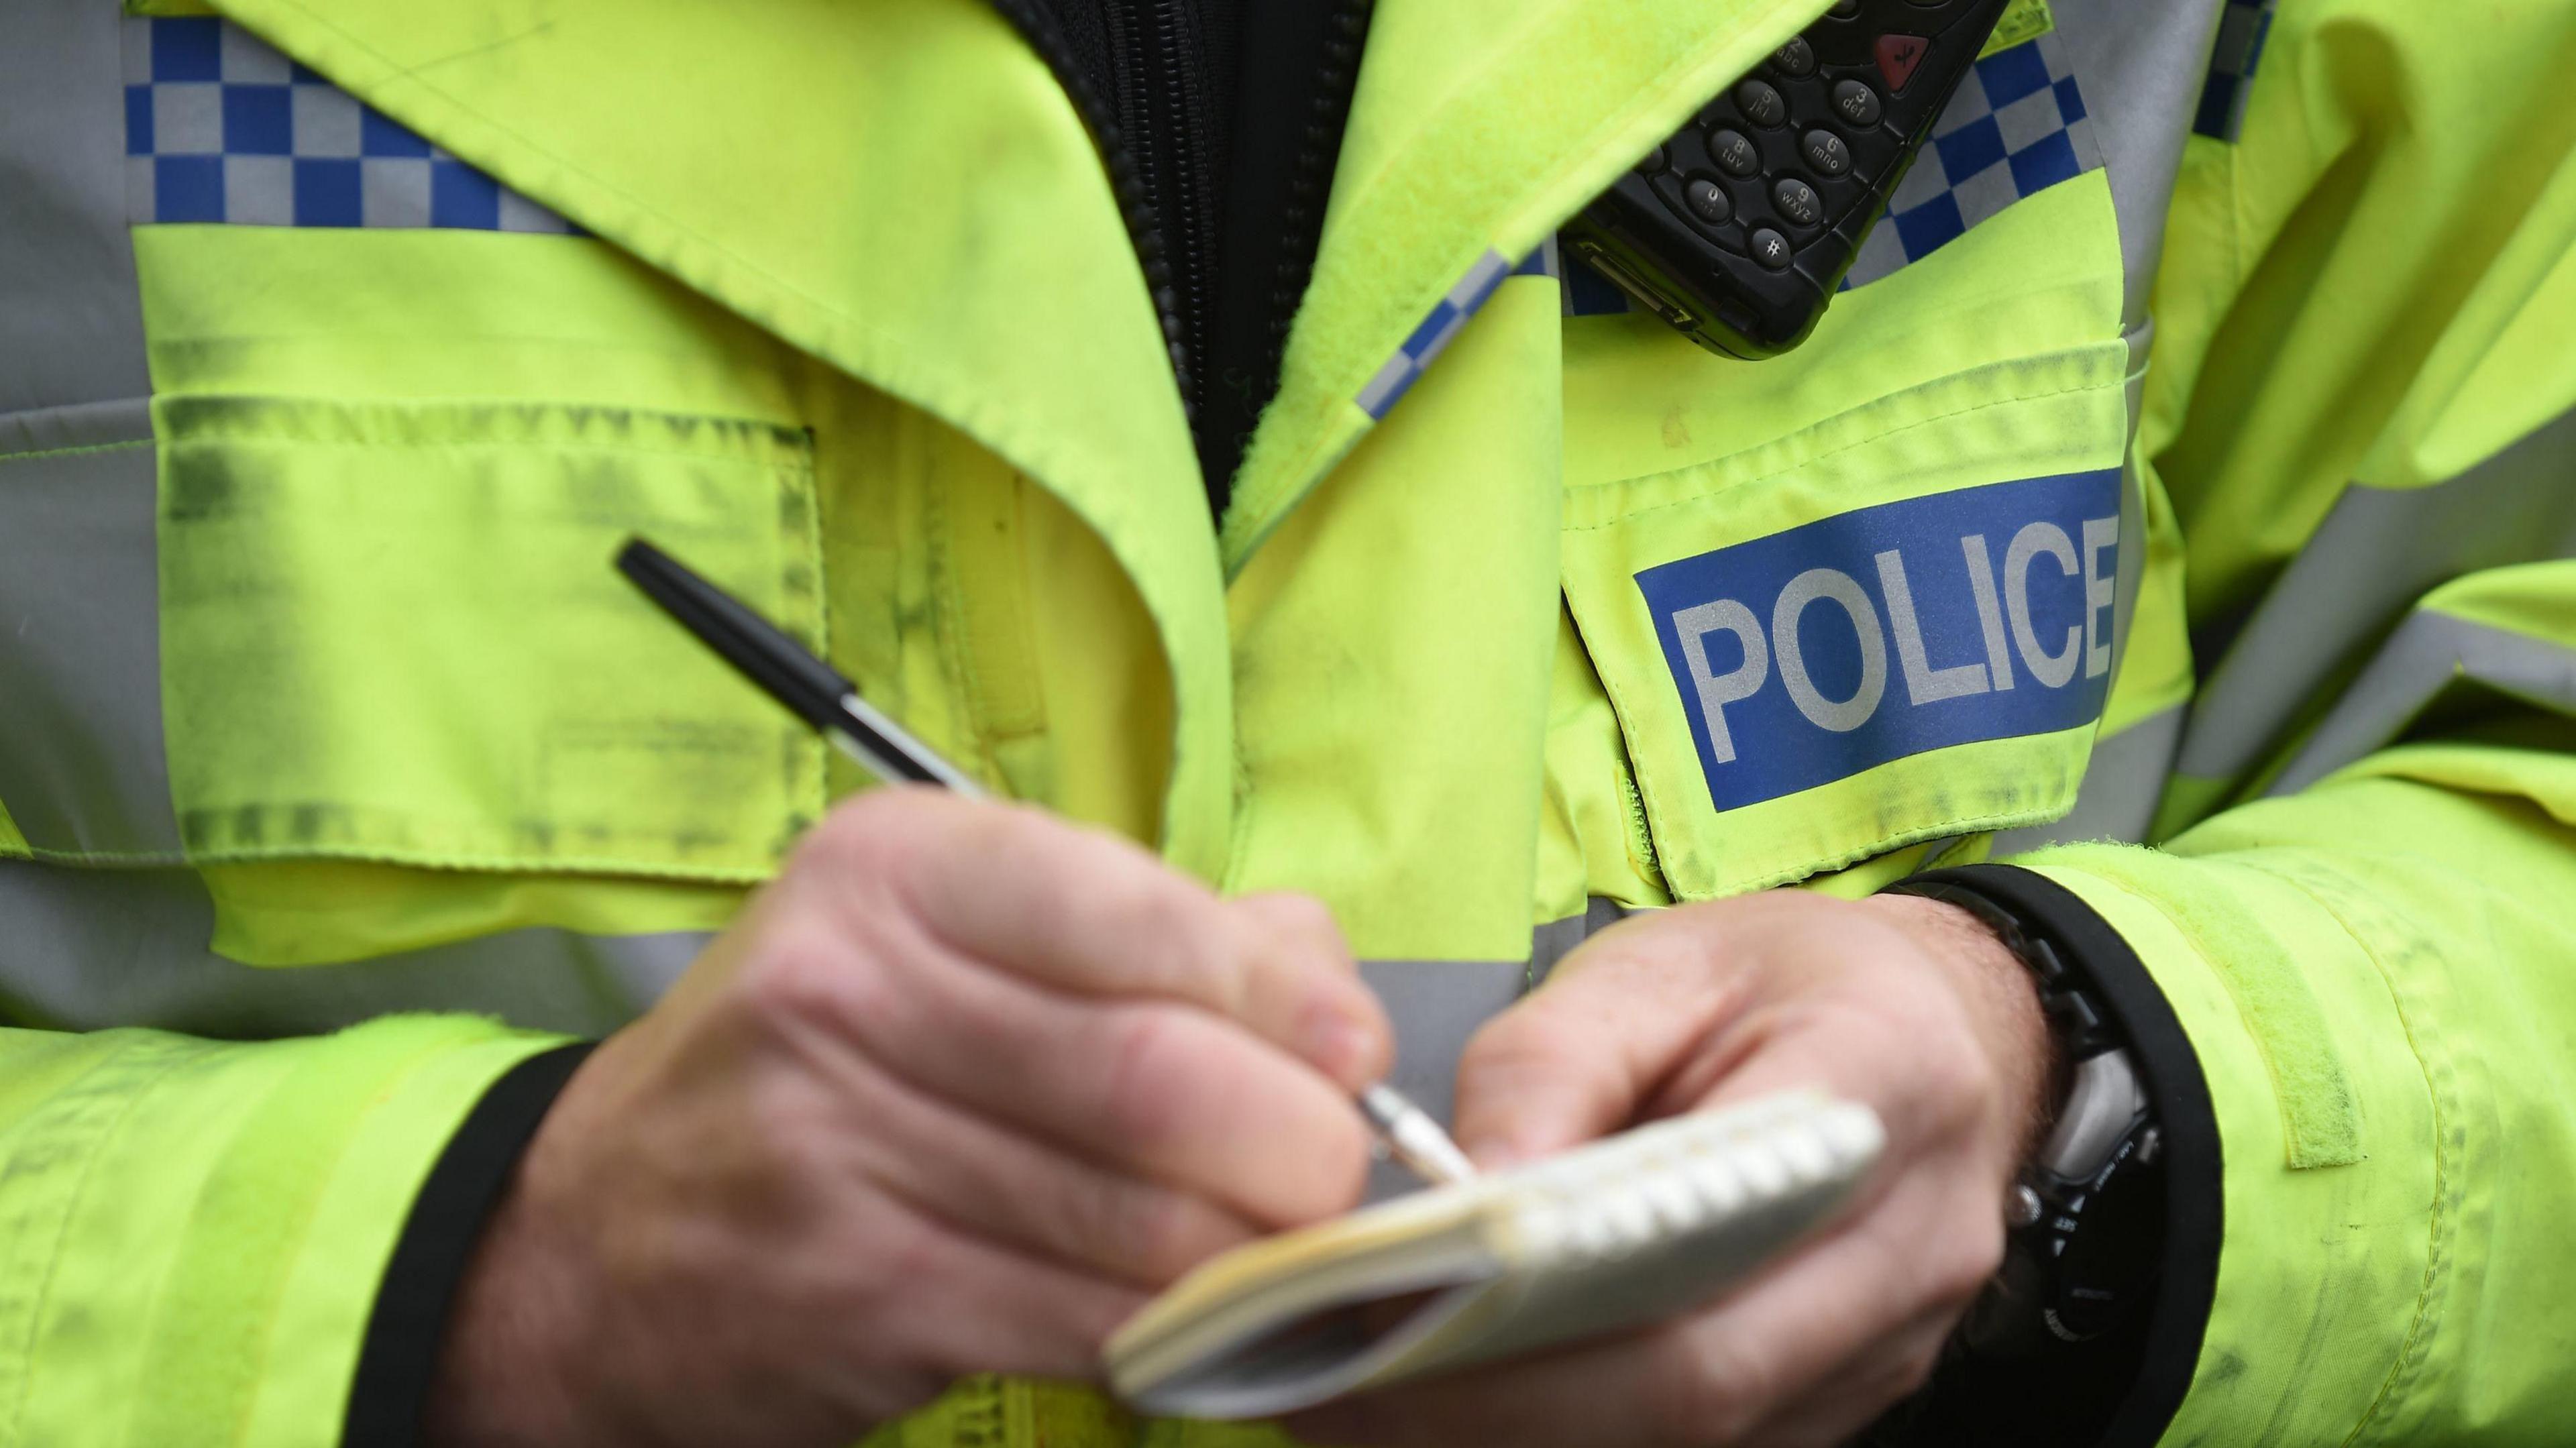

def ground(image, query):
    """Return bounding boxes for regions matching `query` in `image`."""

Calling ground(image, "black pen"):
[616,537,1477,1187]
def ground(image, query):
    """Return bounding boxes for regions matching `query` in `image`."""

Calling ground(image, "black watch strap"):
[1868,864,2222,1448]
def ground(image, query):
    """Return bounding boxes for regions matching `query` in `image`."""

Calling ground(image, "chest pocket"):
[132,223,828,958]
[1555,40,2130,898]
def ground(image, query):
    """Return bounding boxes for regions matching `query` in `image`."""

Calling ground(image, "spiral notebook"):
[1104,1090,1884,1420]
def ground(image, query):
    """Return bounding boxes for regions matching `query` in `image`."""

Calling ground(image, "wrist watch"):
[1886,879,2165,1357]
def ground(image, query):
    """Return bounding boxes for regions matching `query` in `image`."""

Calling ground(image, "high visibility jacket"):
[3,0,2573,1443]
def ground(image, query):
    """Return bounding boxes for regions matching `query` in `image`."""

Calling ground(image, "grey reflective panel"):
[2178,407,2576,782]
[2053,0,2230,327]
[1990,702,2183,852]
[1526,895,1633,987]
[1,0,152,412]
[2269,616,2576,797]
[1356,957,1527,1201]
[0,418,183,856]
[1358,901,1656,1200]
[0,860,702,1039]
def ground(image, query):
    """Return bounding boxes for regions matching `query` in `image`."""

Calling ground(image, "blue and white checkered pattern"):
[2190,0,2275,141]
[1354,248,1520,419]
[1841,34,2098,288]
[121,15,579,233]
[1559,34,2100,317]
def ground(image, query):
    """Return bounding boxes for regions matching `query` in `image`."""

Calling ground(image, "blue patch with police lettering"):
[1635,470,2121,812]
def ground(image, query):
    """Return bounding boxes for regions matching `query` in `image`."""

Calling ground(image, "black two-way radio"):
[1563,0,2015,358]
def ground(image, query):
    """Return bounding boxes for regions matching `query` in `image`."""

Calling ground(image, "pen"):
[616,537,1478,1188]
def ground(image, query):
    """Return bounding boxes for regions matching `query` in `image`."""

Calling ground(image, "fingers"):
[818,1187,1147,1394]
[1448,903,1760,1165]
[805,1041,1264,1286]
[800,789,1391,1088]
[1288,1186,1970,1448]
[743,906,1375,1227]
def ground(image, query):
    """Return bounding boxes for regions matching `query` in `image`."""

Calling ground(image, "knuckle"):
[1458,1009,1609,1109]
[1077,1172,1192,1280]
[798,795,915,881]
[1248,892,1347,956]
[1099,1008,1205,1152]
[735,928,886,1038]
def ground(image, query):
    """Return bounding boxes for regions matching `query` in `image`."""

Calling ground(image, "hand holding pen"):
[435,547,1434,1444]
[618,537,1477,1188]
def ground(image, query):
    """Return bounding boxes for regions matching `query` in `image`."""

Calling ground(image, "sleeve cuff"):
[343,1040,596,1448]
[1888,863,2221,1448]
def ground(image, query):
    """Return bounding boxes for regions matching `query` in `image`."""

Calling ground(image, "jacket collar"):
[202,0,1818,862]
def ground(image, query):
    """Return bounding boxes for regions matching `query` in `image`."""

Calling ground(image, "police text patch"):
[1635,471,2120,812]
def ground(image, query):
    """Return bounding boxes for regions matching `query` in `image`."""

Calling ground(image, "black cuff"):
[1888,865,2222,1448]
[343,1042,596,1448]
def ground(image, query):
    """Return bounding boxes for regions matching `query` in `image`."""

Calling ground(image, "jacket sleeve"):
[1961,0,2576,1441]
[0,1018,581,1446]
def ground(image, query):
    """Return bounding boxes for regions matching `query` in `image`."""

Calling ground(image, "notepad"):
[1104,1090,1883,1420]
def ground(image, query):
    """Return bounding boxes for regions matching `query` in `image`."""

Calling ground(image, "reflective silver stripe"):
[2053,0,2232,329]
[1527,895,1633,987]
[0,412,184,857]
[1356,898,1644,1199]
[2269,614,2576,797]
[1356,957,1524,1200]
[0,859,703,1038]
[1990,702,2183,852]
[0,0,152,413]
[1,0,174,857]
[2177,406,2576,782]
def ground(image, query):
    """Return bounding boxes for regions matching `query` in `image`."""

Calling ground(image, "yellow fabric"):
[4,0,2555,1444]
[2100,451,2195,737]
[149,388,826,876]
[1226,0,1827,564]
[1226,277,1565,961]
[210,0,1234,878]
[1536,604,1673,926]
[0,1017,565,1446]
[2028,775,2576,1443]
[197,860,745,970]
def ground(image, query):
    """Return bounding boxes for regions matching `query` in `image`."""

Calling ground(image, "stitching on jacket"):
[0,439,153,466]
[0,1036,199,1445]
[1562,368,2116,532]
[2230,854,2454,1448]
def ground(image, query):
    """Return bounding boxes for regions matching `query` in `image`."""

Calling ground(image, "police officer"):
[1,0,2570,1445]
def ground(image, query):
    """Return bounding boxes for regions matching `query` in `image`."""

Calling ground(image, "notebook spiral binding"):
[1507,1094,1884,1266]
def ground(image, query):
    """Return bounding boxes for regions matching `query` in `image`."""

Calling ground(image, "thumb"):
[1448,907,1753,1167]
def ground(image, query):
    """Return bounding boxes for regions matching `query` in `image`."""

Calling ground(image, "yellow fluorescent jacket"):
[1,0,2573,1443]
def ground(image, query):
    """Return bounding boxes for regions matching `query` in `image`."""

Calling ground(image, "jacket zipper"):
[1257,0,1371,427]
[985,0,1375,507]
[1106,0,1220,435]
[983,0,1195,410]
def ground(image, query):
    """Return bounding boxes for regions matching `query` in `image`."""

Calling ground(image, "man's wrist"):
[353,1042,594,1448]
[1860,893,2059,1164]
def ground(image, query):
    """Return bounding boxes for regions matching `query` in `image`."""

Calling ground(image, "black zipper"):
[985,0,1376,515]
[984,0,1195,405]
[1106,0,1221,435]
[1259,0,1371,414]
[1193,0,1376,502]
